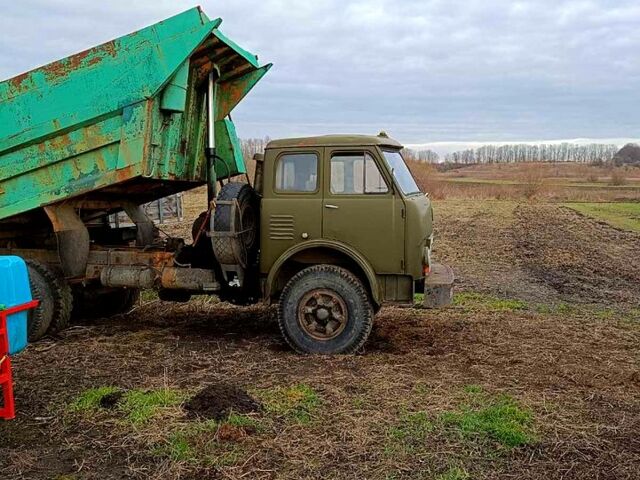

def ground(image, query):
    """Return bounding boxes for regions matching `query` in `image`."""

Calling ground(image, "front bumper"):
[423,263,454,308]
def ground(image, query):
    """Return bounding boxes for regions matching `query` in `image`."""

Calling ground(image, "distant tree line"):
[240,137,271,162]
[402,148,440,163]
[405,143,621,165]
[244,138,635,166]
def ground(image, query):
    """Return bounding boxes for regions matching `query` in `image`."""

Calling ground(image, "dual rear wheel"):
[26,260,72,341]
[26,260,138,341]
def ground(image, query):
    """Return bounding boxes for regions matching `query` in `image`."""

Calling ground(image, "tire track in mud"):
[435,202,560,302]
[512,204,640,305]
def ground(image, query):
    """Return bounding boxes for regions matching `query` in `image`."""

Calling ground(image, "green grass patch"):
[226,413,262,431]
[140,289,159,302]
[70,386,121,412]
[436,466,470,480]
[156,420,242,466]
[70,387,185,425]
[157,420,219,462]
[626,309,640,322]
[257,384,320,424]
[385,410,434,455]
[463,384,483,395]
[155,414,257,466]
[439,390,535,449]
[535,302,580,315]
[119,388,185,424]
[454,292,528,312]
[565,202,640,232]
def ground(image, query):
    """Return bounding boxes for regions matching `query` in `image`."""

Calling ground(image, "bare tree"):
[445,143,618,164]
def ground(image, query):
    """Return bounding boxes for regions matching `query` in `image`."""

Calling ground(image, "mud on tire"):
[26,260,73,341]
[278,265,374,354]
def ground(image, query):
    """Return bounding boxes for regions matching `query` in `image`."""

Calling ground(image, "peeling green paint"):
[0,7,270,221]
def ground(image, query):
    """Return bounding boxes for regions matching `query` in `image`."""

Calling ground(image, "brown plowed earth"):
[435,201,640,306]
[1,200,639,479]
[513,204,640,305]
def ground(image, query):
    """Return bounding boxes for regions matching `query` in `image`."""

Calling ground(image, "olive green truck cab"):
[0,8,452,354]
[255,134,453,352]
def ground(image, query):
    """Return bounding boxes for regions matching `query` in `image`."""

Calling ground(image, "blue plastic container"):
[0,256,31,355]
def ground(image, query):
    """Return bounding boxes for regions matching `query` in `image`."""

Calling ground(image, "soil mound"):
[184,383,261,420]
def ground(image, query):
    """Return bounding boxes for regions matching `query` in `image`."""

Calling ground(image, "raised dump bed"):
[0,7,270,223]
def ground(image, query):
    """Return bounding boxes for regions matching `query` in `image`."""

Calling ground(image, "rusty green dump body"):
[0,7,270,221]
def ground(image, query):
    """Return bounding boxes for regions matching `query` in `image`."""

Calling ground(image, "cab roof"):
[266,134,403,150]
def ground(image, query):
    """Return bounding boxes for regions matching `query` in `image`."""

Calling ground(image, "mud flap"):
[423,263,454,308]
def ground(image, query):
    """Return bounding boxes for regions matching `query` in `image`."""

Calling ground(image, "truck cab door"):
[259,148,324,275]
[322,148,404,274]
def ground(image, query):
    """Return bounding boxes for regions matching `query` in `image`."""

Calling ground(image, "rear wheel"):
[278,265,373,354]
[26,260,72,341]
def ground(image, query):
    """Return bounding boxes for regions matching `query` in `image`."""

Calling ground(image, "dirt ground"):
[1,200,639,479]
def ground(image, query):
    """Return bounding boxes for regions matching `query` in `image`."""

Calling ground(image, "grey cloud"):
[1,0,639,143]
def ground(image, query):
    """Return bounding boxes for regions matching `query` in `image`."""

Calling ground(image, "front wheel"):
[278,265,373,354]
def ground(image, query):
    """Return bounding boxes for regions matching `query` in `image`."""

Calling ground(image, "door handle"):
[324,204,339,209]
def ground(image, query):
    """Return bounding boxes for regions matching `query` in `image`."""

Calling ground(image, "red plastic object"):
[0,299,38,420]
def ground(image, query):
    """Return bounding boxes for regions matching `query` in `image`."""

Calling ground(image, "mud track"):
[436,201,640,307]
[513,204,640,304]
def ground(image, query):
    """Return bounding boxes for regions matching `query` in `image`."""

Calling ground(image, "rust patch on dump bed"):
[42,40,118,83]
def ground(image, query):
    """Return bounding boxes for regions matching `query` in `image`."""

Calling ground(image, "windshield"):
[382,150,421,195]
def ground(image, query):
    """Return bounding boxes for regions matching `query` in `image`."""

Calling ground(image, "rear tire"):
[278,265,373,354]
[26,260,72,341]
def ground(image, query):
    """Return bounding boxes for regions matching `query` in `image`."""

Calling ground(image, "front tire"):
[278,265,373,354]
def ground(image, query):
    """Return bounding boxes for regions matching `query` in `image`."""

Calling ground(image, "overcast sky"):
[2,1,639,146]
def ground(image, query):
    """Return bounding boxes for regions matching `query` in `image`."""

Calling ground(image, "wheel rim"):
[297,289,348,341]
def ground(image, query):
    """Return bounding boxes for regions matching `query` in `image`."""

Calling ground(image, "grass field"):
[2,160,640,479]
[2,193,639,479]
[565,202,640,232]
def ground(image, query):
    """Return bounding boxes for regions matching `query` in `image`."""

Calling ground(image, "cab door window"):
[275,153,318,192]
[330,152,388,194]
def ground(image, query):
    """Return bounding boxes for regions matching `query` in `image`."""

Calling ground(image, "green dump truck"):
[0,8,453,354]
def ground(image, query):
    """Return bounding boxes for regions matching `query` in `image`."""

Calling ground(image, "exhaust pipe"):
[100,266,220,292]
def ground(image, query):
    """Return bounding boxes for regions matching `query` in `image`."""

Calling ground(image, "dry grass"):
[409,161,640,202]
[610,169,628,186]
[519,163,547,199]
[2,200,639,479]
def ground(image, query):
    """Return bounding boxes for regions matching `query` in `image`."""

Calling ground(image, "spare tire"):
[211,183,259,270]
